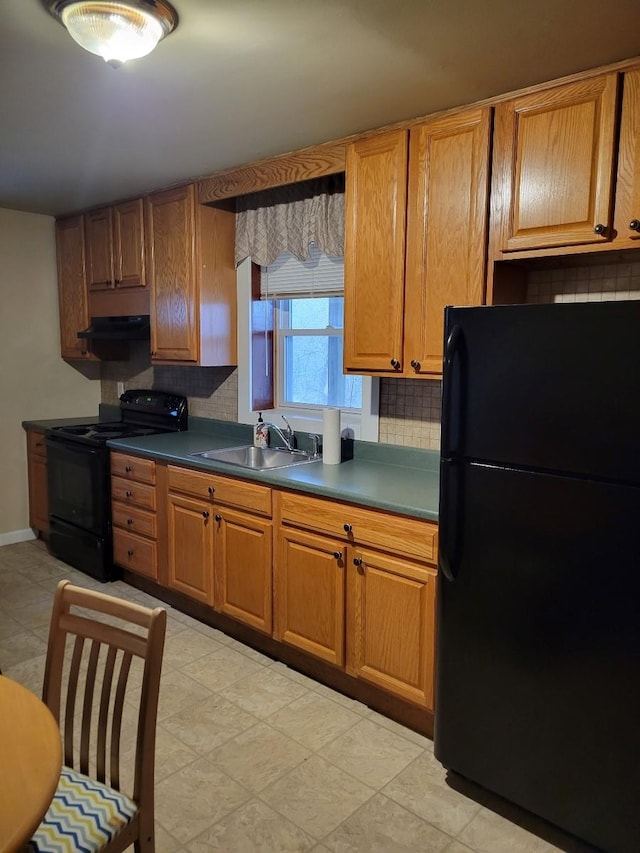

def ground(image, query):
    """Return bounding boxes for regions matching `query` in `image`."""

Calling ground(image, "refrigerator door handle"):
[438,457,461,582]
[441,324,463,458]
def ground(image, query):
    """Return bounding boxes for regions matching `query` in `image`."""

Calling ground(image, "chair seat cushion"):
[28,765,137,853]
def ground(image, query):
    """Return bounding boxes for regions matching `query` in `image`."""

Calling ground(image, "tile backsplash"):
[100,260,640,453]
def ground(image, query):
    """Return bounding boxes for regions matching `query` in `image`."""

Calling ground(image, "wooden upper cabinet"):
[85,208,114,290]
[613,68,640,243]
[404,107,491,376]
[344,130,408,373]
[146,184,237,365]
[55,215,92,360]
[113,199,146,287]
[86,200,145,291]
[493,72,619,252]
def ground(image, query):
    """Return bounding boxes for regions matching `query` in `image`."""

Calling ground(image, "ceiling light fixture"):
[47,0,178,66]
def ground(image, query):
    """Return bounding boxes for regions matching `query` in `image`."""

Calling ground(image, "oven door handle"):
[45,435,104,458]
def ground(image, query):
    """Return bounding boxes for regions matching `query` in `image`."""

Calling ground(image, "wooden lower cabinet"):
[274,527,346,666]
[167,491,214,605]
[214,506,272,634]
[165,465,272,629]
[26,430,49,536]
[346,547,436,709]
[274,489,438,710]
[111,452,159,580]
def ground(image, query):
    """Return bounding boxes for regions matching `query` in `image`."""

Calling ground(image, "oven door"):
[46,436,109,535]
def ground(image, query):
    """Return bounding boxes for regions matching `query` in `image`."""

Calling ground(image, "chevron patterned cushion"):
[27,765,137,853]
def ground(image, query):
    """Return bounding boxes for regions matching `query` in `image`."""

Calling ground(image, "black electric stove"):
[46,389,188,581]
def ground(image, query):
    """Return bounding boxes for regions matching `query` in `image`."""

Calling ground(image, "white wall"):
[0,208,101,542]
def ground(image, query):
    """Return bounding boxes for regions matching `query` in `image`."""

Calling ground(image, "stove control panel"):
[119,389,188,429]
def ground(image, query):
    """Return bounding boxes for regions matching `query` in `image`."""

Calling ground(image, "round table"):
[0,675,62,853]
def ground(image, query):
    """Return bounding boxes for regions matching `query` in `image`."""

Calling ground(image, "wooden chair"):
[28,580,167,853]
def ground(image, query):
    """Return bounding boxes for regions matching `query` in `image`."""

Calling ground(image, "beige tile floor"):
[0,540,601,853]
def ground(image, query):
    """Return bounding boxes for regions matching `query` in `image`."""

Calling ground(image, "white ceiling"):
[2,0,639,217]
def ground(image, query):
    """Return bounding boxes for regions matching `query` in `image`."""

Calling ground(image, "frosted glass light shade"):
[49,1,177,65]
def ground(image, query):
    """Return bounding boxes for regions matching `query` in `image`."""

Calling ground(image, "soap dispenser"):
[254,412,269,447]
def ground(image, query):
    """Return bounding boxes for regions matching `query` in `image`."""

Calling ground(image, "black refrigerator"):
[434,300,640,853]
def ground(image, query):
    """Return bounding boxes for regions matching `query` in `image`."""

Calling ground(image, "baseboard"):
[0,528,36,547]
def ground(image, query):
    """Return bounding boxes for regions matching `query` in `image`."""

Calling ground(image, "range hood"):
[77,315,151,341]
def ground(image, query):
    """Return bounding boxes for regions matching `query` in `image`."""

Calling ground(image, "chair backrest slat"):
[64,635,85,767]
[96,645,117,784]
[109,651,132,792]
[80,639,101,775]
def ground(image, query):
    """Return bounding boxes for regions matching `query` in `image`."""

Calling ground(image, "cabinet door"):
[27,433,49,535]
[85,207,114,290]
[113,199,146,287]
[494,73,619,251]
[214,507,272,634]
[404,108,491,376]
[146,185,198,362]
[344,130,408,373]
[614,68,640,243]
[274,527,345,666]
[55,216,92,360]
[346,547,436,709]
[167,492,213,604]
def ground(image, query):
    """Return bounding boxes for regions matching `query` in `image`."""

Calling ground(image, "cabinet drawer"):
[168,465,272,516]
[113,529,157,579]
[111,476,156,511]
[112,500,157,539]
[110,452,156,484]
[276,490,437,564]
[28,431,47,458]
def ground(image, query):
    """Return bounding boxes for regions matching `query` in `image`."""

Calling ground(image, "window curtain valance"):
[235,174,345,267]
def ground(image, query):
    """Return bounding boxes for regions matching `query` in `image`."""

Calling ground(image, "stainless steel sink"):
[190,444,318,470]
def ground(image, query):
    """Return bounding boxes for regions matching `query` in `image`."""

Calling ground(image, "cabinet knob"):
[125,490,132,498]
[353,557,364,574]
[125,465,132,472]
[333,551,342,560]
[410,359,420,371]
[390,358,401,370]
[127,518,133,526]
[202,510,210,519]
[215,514,222,522]
[127,549,134,557]
[629,219,640,232]
[343,523,352,534]
[594,223,606,236]
[208,486,215,497]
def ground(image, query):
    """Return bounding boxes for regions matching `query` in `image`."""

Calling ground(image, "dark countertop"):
[22,414,440,521]
[108,419,440,521]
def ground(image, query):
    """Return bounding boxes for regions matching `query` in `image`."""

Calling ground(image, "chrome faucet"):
[264,415,296,451]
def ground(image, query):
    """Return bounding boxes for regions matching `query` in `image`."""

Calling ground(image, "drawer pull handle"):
[353,557,364,575]
[126,490,133,498]
[202,510,210,520]
[343,523,352,534]
[630,219,640,232]
[215,514,222,522]
[127,549,134,557]
[410,359,420,371]
[127,518,134,525]
[208,486,215,497]
[125,465,132,472]
[390,358,401,370]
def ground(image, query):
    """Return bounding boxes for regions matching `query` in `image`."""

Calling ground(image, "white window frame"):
[236,258,379,440]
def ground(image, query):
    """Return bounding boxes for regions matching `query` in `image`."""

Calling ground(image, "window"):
[236,256,379,440]
[277,296,362,410]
